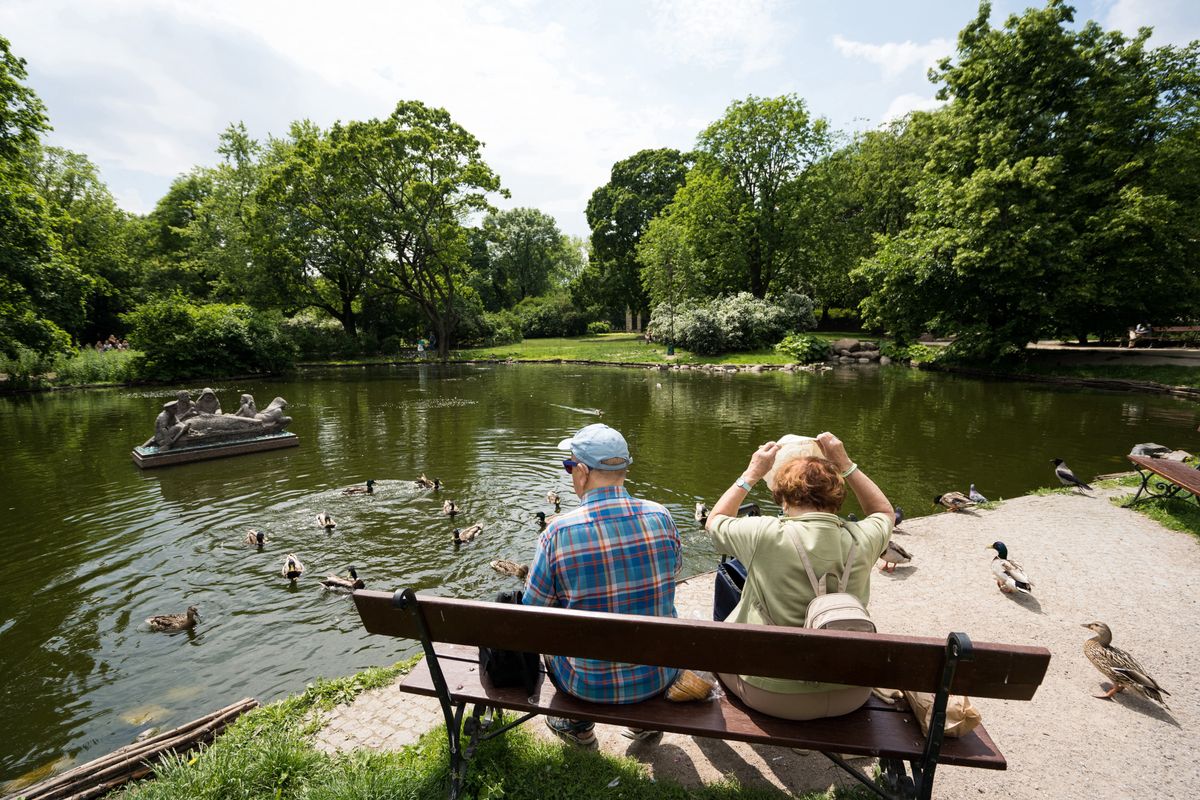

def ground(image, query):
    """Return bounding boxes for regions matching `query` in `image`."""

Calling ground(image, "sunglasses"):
[562,459,581,474]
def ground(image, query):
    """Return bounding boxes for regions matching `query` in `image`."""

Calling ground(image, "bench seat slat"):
[401,644,1006,770]
[354,590,1050,701]
[1129,455,1200,494]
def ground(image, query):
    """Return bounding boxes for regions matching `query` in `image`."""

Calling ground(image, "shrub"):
[775,334,831,364]
[124,296,296,381]
[649,292,816,355]
[52,348,141,383]
[880,342,941,364]
[586,320,612,335]
[281,312,365,360]
[514,294,588,338]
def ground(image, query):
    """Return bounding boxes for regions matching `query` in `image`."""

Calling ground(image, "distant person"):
[523,423,681,747]
[416,338,426,358]
[705,432,893,721]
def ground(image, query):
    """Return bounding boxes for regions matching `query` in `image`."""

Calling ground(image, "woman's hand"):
[745,441,780,482]
[815,432,852,472]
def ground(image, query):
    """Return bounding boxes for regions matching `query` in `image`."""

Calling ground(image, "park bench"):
[1127,324,1200,347]
[1125,454,1200,508]
[353,587,1050,800]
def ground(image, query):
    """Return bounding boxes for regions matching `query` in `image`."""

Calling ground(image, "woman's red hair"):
[771,457,845,512]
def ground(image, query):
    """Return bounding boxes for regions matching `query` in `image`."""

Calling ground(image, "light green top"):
[708,511,892,694]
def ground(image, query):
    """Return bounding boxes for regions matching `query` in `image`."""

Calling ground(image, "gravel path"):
[314,489,1200,798]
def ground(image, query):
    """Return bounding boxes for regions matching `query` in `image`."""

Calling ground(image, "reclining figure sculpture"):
[145,388,293,451]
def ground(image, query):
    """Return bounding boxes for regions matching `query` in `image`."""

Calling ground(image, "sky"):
[3,0,1198,237]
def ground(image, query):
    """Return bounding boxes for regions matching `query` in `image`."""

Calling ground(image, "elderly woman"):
[704,432,893,721]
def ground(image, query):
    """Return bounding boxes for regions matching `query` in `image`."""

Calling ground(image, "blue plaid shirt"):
[522,485,681,703]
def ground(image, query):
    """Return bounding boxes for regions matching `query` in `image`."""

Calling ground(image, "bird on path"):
[878,541,913,573]
[442,499,459,517]
[453,524,483,544]
[934,492,976,512]
[316,512,336,531]
[546,490,561,512]
[894,506,904,528]
[146,606,200,632]
[321,566,365,592]
[342,479,375,496]
[490,559,530,580]
[282,553,306,582]
[1082,622,1170,709]
[1052,459,1092,493]
[244,529,267,547]
[968,484,988,504]
[987,541,1032,595]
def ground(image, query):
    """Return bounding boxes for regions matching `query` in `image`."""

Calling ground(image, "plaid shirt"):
[522,485,681,704]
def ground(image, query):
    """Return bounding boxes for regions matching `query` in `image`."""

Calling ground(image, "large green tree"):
[856,1,1200,356]
[478,207,572,307]
[585,148,690,327]
[337,101,503,358]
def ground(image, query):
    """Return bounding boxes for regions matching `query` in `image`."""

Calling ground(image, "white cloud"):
[832,34,951,80]
[1103,0,1200,46]
[644,0,788,73]
[881,93,943,123]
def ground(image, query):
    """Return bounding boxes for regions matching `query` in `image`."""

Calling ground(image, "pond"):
[1,362,1195,783]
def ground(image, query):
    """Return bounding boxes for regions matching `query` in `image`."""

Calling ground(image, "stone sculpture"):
[144,389,293,451]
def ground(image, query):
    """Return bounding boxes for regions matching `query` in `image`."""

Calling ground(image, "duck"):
[442,499,459,517]
[934,492,976,512]
[878,540,913,572]
[987,541,1031,595]
[316,512,336,531]
[694,503,709,524]
[546,490,561,513]
[535,510,559,530]
[968,484,988,504]
[282,553,306,581]
[320,566,365,593]
[244,529,267,547]
[146,606,200,632]
[342,479,376,496]
[453,524,483,544]
[1082,622,1170,709]
[415,474,442,490]
[490,559,530,580]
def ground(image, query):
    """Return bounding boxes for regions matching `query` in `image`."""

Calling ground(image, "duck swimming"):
[535,511,560,529]
[415,474,441,490]
[320,566,365,592]
[490,559,529,580]
[146,606,200,632]
[694,503,709,524]
[282,553,306,581]
[546,491,561,512]
[316,512,336,531]
[342,479,376,496]
[453,524,483,544]
[442,499,459,517]
[244,529,267,547]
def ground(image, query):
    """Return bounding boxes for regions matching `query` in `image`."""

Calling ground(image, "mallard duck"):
[244,529,267,547]
[320,566,365,592]
[316,512,336,530]
[147,606,200,632]
[1082,622,1170,708]
[442,499,459,517]
[934,492,976,512]
[282,553,306,581]
[453,524,483,544]
[1053,458,1092,493]
[878,540,913,572]
[414,474,441,490]
[694,503,709,524]
[490,559,529,580]
[342,479,375,496]
[968,484,988,504]
[535,510,560,529]
[987,541,1031,594]
[546,490,561,512]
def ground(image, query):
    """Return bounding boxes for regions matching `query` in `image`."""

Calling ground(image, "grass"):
[0,347,141,389]
[112,657,870,800]
[1097,473,1200,539]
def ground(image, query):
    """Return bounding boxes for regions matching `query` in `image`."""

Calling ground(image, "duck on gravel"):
[987,541,1032,595]
[1082,622,1171,709]
[934,492,976,512]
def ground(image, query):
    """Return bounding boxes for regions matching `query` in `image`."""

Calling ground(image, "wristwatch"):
[735,476,755,492]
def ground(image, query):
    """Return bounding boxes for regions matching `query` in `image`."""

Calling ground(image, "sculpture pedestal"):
[131,432,299,469]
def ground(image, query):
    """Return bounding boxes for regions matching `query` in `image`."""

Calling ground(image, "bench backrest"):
[353,589,1050,701]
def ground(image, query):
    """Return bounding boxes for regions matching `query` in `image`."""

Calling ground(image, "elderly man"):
[522,422,681,747]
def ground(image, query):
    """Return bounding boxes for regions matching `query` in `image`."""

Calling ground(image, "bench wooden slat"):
[1129,455,1200,494]
[354,590,1050,701]
[401,643,1006,770]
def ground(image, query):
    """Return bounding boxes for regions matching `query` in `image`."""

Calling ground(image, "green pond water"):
[1,362,1196,783]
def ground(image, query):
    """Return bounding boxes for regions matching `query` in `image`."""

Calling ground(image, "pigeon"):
[968,484,988,504]
[894,506,904,527]
[1052,459,1092,492]
[987,542,1031,595]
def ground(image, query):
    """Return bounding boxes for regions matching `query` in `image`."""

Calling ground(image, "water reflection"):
[0,363,1195,779]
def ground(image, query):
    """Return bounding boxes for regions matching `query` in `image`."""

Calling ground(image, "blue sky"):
[3,0,1197,237]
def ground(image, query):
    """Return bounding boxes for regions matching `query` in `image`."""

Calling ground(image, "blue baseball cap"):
[557,423,632,471]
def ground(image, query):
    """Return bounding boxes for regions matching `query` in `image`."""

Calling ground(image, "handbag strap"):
[787,519,859,595]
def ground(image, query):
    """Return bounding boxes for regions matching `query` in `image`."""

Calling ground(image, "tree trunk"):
[340,298,357,338]
[436,317,450,360]
[820,306,830,326]
[625,306,633,332]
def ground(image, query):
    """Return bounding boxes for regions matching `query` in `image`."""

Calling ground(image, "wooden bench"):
[353,588,1050,800]
[1125,455,1200,508]
[1127,325,1200,347]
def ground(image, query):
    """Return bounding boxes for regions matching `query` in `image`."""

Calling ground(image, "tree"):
[636,212,696,349]
[585,148,691,328]
[481,207,571,305]
[337,101,504,359]
[255,121,382,336]
[856,1,1200,357]
[140,170,217,299]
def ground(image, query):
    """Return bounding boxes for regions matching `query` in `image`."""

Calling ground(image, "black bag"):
[713,558,747,621]
[478,589,541,695]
